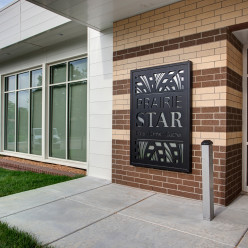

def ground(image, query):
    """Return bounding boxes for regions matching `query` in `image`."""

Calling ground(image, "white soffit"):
[0,21,87,63]
[26,0,181,31]
[233,28,248,45]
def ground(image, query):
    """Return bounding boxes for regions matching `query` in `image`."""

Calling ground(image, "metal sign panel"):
[130,61,191,173]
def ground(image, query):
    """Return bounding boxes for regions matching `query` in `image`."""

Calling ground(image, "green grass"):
[0,167,82,197]
[0,221,54,248]
[0,167,83,247]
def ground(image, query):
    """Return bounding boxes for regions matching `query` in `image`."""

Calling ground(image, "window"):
[4,69,42,155]
[49,58,87,162]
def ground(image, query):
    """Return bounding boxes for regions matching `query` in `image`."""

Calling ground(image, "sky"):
[0,0,14,9]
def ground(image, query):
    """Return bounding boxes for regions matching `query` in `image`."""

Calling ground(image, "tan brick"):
[179,27,197,37]
[163,20,180,29]
[116,19,129,26]
[141,10,155,19]
[170,0,185,10]
[222,0,242,8]
[196,11,215,20]
[197,49,215,57]
[137,17,150,25]
[202,15,221,25]
[215,5,235,15]
[180,3,197,13]
[215,18,235,28]
[215,60,226,67]
[197,0,215,8]
[203,3,221,12]
[236,15,248,25]
[149,13,164,21]
[196,62,215,70]
[141,21,154,30]
[169,13,185,22]
[128,15,140,22]
[185,20,201,29]
[202,55,221,63]
[165,8,180,17]
[185,7,203,17]
[196,23,215,33]
[155,5,170,14]
[180,52,197,60]
[243,8,248,16]
[155,17,169,26]
[125,21,137,29]
[235,1,248,10]
[149,24,164,33]
[163,32,180,40]
[169,25,185,33]
[179,15,196,25]
[222,10,242,21]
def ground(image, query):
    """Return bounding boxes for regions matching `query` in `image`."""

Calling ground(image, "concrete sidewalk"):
[0,177,248,248]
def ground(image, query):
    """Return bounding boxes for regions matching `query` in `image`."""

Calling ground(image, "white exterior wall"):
[87,28,113,180]
[0,0,69,49]
[0,36,87,168]
[0,37,87,75]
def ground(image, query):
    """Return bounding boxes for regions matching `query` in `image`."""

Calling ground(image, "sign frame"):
[130,61,192,173]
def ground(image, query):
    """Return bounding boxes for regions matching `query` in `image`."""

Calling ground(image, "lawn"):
[0,167,83,247]
[0,221,54,248]
[0,167,81,197]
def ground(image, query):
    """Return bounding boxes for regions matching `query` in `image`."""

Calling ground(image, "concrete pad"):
[228,195,248,213]
[214,207,248,226]
[52,214,230,248]
[2,198,111,244]
[120,194,247,247]
[238,231,248,248]
[39,176,111,198]
[69,183,154,212]
[0,188,62,218]
[0,177,110,218]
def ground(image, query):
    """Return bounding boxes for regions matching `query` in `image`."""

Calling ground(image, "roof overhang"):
[26,0,180,31]
[0,21,87,64]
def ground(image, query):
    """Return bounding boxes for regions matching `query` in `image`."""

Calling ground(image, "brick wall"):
[113,0,245,205]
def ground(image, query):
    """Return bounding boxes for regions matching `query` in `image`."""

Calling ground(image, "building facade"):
[1,0,248,205]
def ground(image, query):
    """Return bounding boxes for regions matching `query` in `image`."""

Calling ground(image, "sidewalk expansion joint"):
[0,182,112,219]
[235,227,248,248]
[47,192,157,246]
[118,213,234,248]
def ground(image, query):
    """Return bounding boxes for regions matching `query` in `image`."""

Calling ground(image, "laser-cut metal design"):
[130,61,191,173]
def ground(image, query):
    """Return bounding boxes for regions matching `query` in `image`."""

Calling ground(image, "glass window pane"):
[31,69,42,87]
[17,90,29,153]
[68,81,87,162]
[5,76,15,91]
[50,63,66,84]
[18,72,29,89]
[69,58,87,81]
[50,85,66,159]
[5,93,15,151]
[30,88,42,155]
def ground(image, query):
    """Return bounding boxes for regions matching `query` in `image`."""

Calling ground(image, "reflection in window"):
[49,57,87,162]
[68,81,87,161]
[31,69,42,87]
[69,58,87,81]
[17,90,29,153]
[30,88,42,155]
[5,93,15,151]
[4,68,42,154]
[50,85,66,159]
[18,72,29,89]
[50,63,66,84]
[5,75,15,91]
